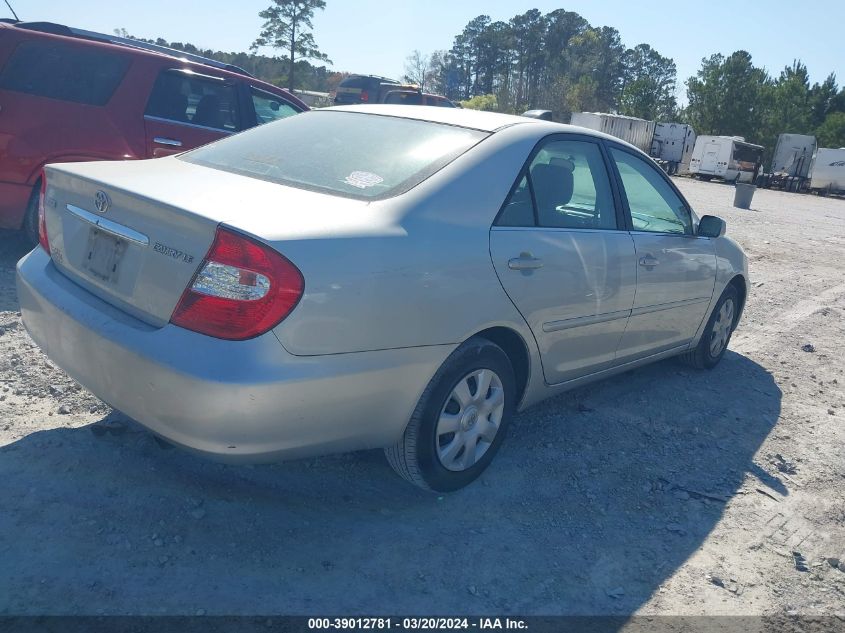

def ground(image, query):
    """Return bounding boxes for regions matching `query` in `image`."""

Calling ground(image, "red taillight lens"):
[170,227,304,341]
[360,90,369,102]
[38,173,50,254]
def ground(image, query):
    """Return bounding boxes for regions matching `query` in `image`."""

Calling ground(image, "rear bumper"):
[17,248,452,462]
[0,181,32,230]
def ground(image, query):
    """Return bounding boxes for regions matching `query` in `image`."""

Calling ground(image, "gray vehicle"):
[17,106,749,492]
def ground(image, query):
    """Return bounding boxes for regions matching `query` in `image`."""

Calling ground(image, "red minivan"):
[0,21,308,242]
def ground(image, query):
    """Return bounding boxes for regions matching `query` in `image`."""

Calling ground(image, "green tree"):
[460,94,499,111]
[619,44,677,120]
[816,112,845,148]
[810,73,839,128]
[685,51,768,141]
[252,0,331,91]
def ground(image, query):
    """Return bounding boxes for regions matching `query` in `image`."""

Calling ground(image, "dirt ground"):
[0,178,843,619]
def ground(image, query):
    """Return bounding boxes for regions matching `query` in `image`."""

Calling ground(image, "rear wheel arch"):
[470,326,531,407]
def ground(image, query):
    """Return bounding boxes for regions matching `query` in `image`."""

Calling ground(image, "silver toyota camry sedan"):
[17,105,748,492]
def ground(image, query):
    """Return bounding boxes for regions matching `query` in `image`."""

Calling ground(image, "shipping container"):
[689,135,764,184]
[569,112,655,154]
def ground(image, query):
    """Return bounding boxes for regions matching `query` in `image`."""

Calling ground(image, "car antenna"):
[4,0,19,20]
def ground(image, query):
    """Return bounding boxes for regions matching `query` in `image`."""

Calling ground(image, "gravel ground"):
[0,178,843,618]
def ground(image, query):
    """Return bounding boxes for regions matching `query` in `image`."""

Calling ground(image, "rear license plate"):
[84,229,127,284]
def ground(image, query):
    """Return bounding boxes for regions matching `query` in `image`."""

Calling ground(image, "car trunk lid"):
[41,157,387,328]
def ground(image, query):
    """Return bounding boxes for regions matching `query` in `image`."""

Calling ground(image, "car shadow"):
[0,350,781,617]
[0,230,32,312]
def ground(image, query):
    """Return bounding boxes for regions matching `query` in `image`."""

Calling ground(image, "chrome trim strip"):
[630,296,710,317]
[153,136,182,147]
[543,309,631,333]
[65,204,150,246]
[490,226,625,234]
[163,68,227,82]
[143,115,235,135]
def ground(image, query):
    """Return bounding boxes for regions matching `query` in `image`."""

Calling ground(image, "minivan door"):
[143,69,241,157]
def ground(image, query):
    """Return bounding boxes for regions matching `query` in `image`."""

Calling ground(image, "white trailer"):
[809,148,845,195]
[760,133,817,191]
[650,122,696,174]
[569,112,655,154]
[688,135,764,183]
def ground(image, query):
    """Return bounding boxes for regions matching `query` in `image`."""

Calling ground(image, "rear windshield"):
[179,110,488,200]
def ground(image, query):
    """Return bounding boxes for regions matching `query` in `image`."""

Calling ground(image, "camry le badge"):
[94,190,111,214]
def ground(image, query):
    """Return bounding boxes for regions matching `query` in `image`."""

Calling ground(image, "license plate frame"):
[84,228,127,284]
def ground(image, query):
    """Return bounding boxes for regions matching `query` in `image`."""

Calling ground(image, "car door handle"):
[638,255,660,267]
[153,137,182,147]
[508,254,544,270]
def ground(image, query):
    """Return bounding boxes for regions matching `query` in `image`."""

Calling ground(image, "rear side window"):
[338,76,367,89]
[498,138,617,230]
[0,40,129,105]
[180,110,487,200]
[145,70,240,132]
[384,91,423,105]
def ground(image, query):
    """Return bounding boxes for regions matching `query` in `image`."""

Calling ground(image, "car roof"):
[0,21,306,108]
[326,104,537,132]
[324,105,643,150]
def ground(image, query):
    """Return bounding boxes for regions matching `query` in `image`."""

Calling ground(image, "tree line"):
[122,1,845,155]
[407,10,845,154]
[115,28,340,93]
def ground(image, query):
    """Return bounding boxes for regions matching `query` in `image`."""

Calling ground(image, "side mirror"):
[698,215,726,238]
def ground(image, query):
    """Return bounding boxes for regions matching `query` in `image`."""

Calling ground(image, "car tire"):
[385,337,516,492]
[681,284,739,370]
[22,180,41,247]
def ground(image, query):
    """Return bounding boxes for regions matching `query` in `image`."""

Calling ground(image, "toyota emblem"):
[94,190,111,214]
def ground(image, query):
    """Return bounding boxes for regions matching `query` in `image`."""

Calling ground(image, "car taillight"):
[38,173,50,254]
[170,227,304,341]
[360,90,369,102]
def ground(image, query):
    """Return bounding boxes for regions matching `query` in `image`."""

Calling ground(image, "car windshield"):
[179,110,488,200]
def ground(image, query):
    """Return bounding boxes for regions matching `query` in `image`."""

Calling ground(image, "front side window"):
[180,110,487,200]
[610,148,692,235]
[145,70,240,132]
[497,138,617,230]
[251,88,300,125]
[0,41,129,105]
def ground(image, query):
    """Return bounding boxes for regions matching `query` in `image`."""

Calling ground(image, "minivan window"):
[180,110,487,200]
[0,41,129,105]
[145,70,240,132]
[251,88,300,124]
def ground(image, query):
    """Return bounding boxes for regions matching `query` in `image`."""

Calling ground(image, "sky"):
[9,0,845,100]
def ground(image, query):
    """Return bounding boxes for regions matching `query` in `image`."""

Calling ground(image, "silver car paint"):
[17,247,454,460]
[19,107,749,462]
[490,227,638,384]
[614,231,717,361]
